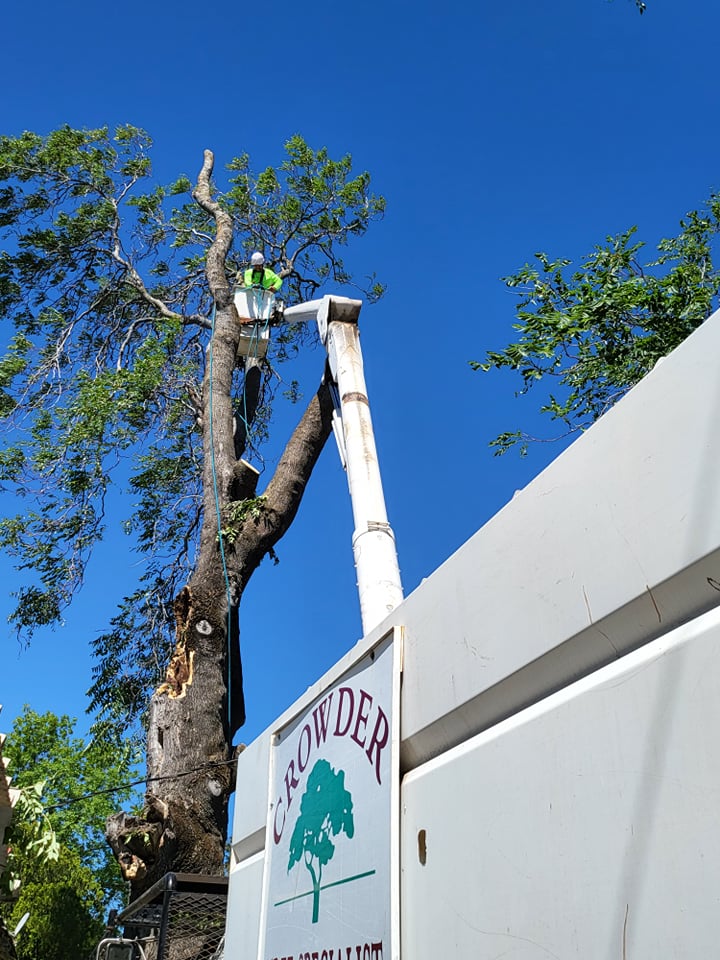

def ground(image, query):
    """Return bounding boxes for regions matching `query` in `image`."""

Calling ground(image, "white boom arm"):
[283,296,404,634]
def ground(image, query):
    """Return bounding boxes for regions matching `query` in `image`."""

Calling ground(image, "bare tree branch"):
[193,150,234,309]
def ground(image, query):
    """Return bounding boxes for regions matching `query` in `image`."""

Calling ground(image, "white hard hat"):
[250,252,264,266]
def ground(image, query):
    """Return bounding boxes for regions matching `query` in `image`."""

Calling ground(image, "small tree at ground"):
[472,192,720,455]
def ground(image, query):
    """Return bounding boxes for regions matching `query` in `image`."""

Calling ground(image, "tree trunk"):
[107,377,334,900]
[107,149,336,902]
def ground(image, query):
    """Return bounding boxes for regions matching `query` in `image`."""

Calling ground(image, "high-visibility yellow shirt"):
[243,266,283,292]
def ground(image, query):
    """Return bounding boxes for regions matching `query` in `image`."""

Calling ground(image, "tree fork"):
[106,149,338,903]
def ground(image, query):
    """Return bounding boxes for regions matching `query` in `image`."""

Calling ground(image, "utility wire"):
[45,757,239,812]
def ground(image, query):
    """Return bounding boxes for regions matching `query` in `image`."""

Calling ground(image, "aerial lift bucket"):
[233,286,274,359]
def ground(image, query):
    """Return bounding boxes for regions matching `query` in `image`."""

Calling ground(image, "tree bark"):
[107,151,335,902]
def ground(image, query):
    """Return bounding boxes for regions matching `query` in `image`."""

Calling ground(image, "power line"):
[45,756,238,812]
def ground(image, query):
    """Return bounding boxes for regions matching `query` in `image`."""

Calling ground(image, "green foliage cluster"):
[0,781,59,901]
[473,193,720,455]
[220,497,267,544]
[1,708,137,910]
[0,125,385,737]
[0,708,134,959]
[2,846,105,960]
[226,135,386,304]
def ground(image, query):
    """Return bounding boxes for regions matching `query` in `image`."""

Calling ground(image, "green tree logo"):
[287,759,354,923]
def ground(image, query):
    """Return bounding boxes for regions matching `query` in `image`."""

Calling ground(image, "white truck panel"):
[386,310,720,767]
[401,607,720,958]
[225,309,720,959]
[231,736,271,859]
[225,851,265,959]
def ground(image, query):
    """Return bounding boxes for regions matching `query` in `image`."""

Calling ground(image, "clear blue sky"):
[1,0,718,749]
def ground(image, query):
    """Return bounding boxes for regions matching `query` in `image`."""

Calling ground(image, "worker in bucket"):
[241,252,283,293]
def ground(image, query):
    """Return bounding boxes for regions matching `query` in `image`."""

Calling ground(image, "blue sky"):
[1,0,719,752]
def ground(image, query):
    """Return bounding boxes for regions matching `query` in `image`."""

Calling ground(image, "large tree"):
[0,126,385,899]
[473,191,720,455]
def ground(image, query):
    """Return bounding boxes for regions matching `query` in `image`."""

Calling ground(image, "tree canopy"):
[0,125,384,738]
[0,124,386,896]
[473,191,720,455]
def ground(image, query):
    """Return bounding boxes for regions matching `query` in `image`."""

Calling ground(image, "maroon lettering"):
[298,723,312,773]
[313,693,333,746]
[284,759,300,812]
[334,687,355,737]
[365,706,389,785]
[272,797,285,845]
[370,943,383,960]
[351,690,373,749]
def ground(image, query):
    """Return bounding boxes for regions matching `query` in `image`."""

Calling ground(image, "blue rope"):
[208,304,234,730]
[207,287,273,731]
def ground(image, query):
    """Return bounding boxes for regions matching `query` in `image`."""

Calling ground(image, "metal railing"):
[97,873,227,960]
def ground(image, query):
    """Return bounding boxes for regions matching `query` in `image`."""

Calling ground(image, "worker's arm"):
[264,269,283,293]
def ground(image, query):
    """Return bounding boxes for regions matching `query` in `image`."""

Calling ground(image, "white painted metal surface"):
[378,308,720,768]
[401,607,720,958]
[258,633,400,960]
[281,296,325,327]
[225,310,720,959]
[224,851,264,960]
[283,294,365,345]
[283,293,404,635]
[226,629,403,960]
[326,320,403,635]
[233,287,273,359]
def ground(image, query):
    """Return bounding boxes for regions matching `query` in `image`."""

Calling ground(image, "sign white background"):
[260,634,396,960]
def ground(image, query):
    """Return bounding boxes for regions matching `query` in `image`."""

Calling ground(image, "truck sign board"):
[259,632,399,960]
